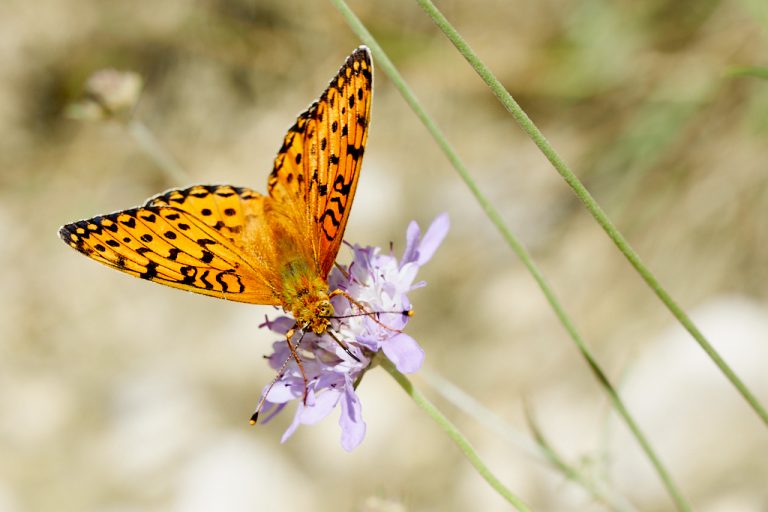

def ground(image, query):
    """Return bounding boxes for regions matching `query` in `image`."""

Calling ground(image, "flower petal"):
[416,213,449,265]
[259,315,295,334]
[300,388,341,424]
[258,401,286,424]
[280,403,303,443]
[401,220,421,265]
[339,378,366,451]
[264,379,299,403]
[398,262,419,291]
[382,333,424,374]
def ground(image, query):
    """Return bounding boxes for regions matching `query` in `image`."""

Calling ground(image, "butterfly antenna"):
[332,309,413,320]
[328,289,412,334]
[250,325,309,425]
[333,261,350,280]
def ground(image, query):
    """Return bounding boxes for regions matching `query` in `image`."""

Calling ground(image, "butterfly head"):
[290,294,334,335]
[310,298,334,334]
[281,264,336,335]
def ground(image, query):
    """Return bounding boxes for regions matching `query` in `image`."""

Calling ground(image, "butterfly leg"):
[284,325,310,404]
[333,261,350,280]
[326,329,361,362]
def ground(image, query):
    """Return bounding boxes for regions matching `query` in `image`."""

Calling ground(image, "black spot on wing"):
[333,174,352,194]
[346,144,363,159]
[140,262,159,280]
[199,270,213,289]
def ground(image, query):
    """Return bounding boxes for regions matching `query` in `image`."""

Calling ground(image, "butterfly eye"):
[318,301,333,318]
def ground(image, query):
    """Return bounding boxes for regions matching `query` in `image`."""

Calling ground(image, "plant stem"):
[126,118,189,183]
[419,368,633,512]
[727,66,768,80]
[413,0,768,430]
[423,369,636,511]
[379,357,532,511]
[329,1,692,510]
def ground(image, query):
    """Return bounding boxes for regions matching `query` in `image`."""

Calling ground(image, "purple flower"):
[257,214,449,451]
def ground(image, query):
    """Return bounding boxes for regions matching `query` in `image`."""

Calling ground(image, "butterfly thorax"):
[280,258,334,334]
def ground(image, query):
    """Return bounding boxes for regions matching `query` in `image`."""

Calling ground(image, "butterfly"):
[59,47,373,345]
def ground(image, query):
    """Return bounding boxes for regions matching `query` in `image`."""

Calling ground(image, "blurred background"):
[2,0,768,510]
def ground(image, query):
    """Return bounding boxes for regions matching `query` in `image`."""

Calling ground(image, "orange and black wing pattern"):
[59,47,372,302]
[267,47,372,277]
[59,185,280,305]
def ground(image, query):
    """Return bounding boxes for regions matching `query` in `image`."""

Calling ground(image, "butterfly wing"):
[267,46,373,277]
[59,185,281,305]
[59,48,373,303]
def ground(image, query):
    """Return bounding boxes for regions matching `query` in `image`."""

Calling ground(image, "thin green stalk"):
[126,118,190,183]
[727,66,768,80]
[378,357,532,511]
[522,401,637,512]
[329,1,691,510]
[423,369,635,511]
[414,0,768,430]
[420,369,542,459]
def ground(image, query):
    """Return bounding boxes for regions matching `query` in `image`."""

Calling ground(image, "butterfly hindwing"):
[268,47,373,277]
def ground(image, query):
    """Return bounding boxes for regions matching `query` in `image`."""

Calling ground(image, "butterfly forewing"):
[59,188,280,305]
[147,185,259,245]
[268,47,372,277]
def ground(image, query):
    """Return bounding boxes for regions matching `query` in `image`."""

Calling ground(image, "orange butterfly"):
[60,48,372,343]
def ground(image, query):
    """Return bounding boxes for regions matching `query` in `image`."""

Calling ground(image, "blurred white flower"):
[67,69,143,120]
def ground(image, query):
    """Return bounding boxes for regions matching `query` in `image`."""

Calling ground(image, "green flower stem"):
[330,1,690,510]
[413,0,768,429]
[727,66,768,80]
[379,357,532,511]
[423,369,635,511]
[127,118,190,183]
[522,401,638,512]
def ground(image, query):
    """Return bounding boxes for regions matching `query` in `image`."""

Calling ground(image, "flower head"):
[257,214,449,451]
[67,69,143,120]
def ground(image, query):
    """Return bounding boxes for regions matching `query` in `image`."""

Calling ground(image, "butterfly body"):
[59,48,372,335]
[279,257,334,334]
